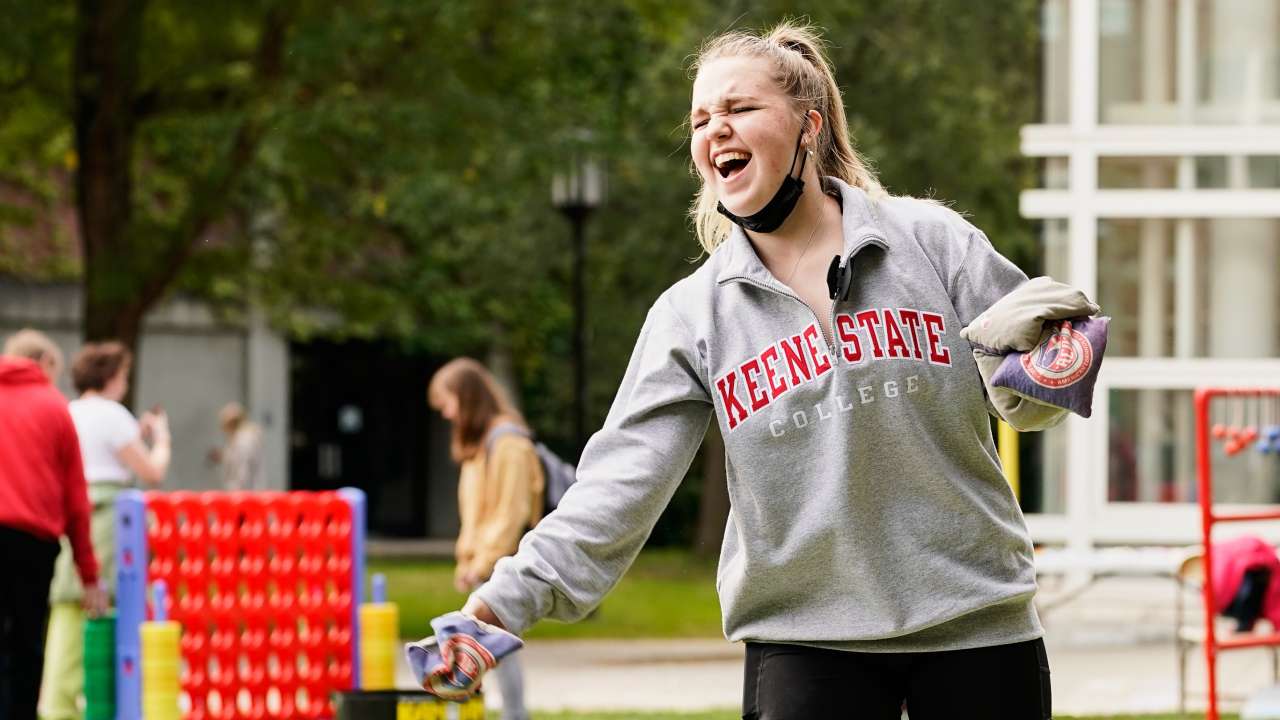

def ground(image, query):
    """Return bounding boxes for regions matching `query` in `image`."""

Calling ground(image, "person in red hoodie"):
[0,329,107,719]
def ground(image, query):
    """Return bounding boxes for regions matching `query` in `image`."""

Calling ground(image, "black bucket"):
[334,690,484,720]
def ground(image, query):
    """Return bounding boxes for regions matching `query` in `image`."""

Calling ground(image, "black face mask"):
[716,130,808,234]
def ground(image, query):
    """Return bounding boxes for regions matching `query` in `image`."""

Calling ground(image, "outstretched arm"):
[469,293,714,634]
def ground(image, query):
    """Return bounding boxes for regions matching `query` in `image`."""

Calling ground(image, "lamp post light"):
[551,143,605,459]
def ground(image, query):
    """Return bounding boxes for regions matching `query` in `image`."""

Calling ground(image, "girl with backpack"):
[428,357,543,720]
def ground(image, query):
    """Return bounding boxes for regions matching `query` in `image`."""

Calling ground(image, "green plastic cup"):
[83,616,116,720]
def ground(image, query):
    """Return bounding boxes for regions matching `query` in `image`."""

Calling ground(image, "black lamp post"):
[551,144,605,460]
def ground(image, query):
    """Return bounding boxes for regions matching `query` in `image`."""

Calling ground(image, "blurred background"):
[1,0,1278,557]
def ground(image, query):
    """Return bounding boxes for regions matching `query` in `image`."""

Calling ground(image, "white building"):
[1022,0,1280,549]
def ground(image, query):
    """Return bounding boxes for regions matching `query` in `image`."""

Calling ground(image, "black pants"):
[742,638,1051,720]
[0,525,60,720]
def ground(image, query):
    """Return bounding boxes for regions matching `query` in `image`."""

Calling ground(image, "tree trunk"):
[75,0,147,405]
[692,422,729,558]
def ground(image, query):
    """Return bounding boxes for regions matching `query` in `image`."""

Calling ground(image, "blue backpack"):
[484,423,577,517]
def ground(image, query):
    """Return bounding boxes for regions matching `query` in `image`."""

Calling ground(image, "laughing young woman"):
[450,21,1062,719]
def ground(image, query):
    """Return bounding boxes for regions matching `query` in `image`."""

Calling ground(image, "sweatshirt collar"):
[715,176,889,287]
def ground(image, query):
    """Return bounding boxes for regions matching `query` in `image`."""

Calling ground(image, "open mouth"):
[714,151,752,182]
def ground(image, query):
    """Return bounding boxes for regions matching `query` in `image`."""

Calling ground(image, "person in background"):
[0,330,106,720]
[40,341,170,720]
[214,401,265,491]
[428,358,543,720]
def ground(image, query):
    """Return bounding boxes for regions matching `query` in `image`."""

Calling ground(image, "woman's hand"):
[141,409,171,445]
[83,582,110,617]
[453,569,482,594]
[461,597,506,630]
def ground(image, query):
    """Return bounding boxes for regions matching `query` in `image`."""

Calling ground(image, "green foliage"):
[0,0,1040,476]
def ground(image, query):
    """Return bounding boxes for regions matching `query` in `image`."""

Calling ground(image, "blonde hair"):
[3,328,63,372]
[689,20,887,254]
[428,357,527,462]
[219,401,247,433]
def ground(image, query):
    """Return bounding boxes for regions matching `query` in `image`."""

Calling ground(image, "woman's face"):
[690,55,803,217]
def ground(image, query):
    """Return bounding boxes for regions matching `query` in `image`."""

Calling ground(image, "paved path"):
[395,576,1280,716]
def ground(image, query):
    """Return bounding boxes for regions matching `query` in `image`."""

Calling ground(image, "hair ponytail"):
[689,20,887,255]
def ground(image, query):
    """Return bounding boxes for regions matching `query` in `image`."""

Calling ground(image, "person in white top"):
[40,341,171,720]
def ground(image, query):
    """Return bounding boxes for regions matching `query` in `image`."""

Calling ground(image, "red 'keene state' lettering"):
[881,309,911,359]
[714,312,949,432]
[760,345,788,398]
[853,310,886,358]
[740,358,769,413]
[780,334,812,387]
[802,325,833,376]
[922,311,952,366]
[716,372,750,430]
[835,314,862,363]
[898,309,925,360]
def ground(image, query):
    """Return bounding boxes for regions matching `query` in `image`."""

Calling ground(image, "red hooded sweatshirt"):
[0,356,98,585]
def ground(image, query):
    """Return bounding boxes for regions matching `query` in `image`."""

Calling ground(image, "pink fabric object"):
[1210,536,1280,628]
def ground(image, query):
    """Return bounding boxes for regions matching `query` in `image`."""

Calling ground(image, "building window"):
[1097,218,1280,358]
[1099,0,1178,124]
[1098,0,1280,125]
[1096,155,1280,188]
[1042,0,1072,124]
[1108,388,1280,504]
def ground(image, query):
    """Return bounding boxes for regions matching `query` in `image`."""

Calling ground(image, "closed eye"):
[731,106,757,114]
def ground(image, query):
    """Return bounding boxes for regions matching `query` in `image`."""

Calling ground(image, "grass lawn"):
[370,549,722,640]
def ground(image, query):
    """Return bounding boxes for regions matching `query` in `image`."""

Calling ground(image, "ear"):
[803,109,823,147]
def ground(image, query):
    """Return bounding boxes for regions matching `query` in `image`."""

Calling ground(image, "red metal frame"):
[1196,387,1280,720]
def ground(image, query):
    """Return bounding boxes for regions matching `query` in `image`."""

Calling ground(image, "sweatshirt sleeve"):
[471,292,714,634]
[60,409,99,586]
[948,227,1029,327]
[944,225,1075,430]
[469,437,542,580]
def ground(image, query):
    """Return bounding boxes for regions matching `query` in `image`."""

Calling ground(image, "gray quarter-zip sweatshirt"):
[474,177,1043,651]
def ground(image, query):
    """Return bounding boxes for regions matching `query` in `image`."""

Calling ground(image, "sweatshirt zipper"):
[728,277,839,360]
[719,232,888,363]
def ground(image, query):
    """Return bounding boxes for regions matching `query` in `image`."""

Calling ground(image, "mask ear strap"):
[788,118,811,179]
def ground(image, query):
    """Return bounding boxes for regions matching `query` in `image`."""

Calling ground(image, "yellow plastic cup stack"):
[141,580,181,720]
[359,572,399,690]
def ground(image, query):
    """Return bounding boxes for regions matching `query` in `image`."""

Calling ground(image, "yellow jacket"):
[455,434,545,585]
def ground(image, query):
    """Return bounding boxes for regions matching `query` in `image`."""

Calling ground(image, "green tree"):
[1,0,1039,544]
